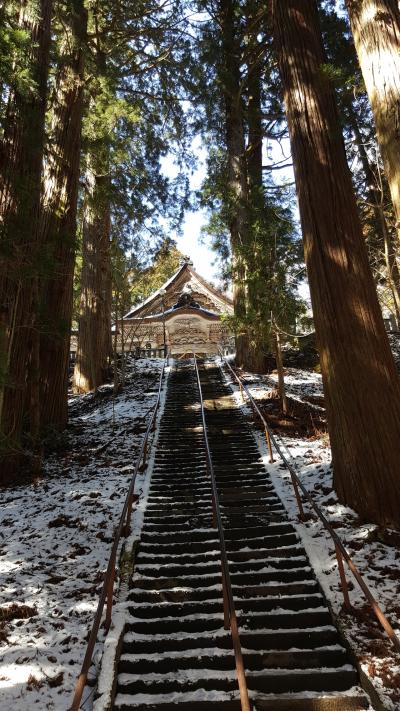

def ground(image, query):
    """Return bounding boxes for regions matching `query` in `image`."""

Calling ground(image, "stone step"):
[125,593,325,619]
[141,518,214,532]
[128,580,319,604]
[125,609,332,636]
[132,568,315,591]
[139,540,221,554]
[116,667,357,696]
[226,533,299,550]
[144,507,213,517]
[147,494,212,503]
[118,646,348,675]
[122,627,341,655]
[114,694,369,711]
[128,586,223,604]
[140,530,218,544]
[136,545,304,565]
[134,556,310,578]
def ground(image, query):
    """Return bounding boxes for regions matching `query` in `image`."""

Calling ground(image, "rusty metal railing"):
[193,355,251,711]
[220,354,400,653]
[70,360,167,711]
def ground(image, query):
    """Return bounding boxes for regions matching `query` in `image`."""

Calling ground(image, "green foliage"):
[0,3,38,127]
[129,239,185,306]
[190,0,306,357]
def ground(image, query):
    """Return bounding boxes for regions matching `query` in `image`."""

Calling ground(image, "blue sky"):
[161,135,311,304]
[161,137,220,283]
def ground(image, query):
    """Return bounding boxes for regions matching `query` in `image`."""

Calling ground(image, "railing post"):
[104,565,115,631]
[139,442,147,472]
[335,544,351,610]
[212,491,217,529]
[221,569,230,630]
[289,472,306,521]
[230,610,252,711]
[264,427,274,463]
[124,493,138,535]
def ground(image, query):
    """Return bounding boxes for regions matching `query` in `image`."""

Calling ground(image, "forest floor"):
[0,358,164,711]
[1,347,400,710]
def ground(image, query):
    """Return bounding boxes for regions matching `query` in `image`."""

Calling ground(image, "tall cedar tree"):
[219,0,250,367]
[39,0,88,428]
[243,1,270,373]
[345,0,400,241]
[0,0,52,479]
[272,0,400,528]
[73,150,112,394]
[196,1,305,375]
[73,44,112,395]
[73,0,190,393]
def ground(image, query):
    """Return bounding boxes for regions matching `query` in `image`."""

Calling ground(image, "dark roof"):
[124,261,233,319]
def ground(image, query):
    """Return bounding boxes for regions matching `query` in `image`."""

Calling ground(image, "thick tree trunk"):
[272,0,400,528]
[39,1,87,430]
[73,159,112,394]
[345,0,400,241]
[246,21,268,374]
[0,0,52,479]
[220,0,250,368]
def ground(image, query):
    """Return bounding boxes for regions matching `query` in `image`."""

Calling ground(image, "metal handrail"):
[70,360,167,711]
[220,355,400,653]
[193,355,251,711]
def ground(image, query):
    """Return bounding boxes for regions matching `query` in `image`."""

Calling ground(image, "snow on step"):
[114,688,236,708]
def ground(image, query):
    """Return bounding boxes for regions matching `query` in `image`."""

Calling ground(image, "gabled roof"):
[126,304,221,323]
[124,260,233,319]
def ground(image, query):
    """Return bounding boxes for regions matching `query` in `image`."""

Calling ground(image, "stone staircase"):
[113,360,370,711]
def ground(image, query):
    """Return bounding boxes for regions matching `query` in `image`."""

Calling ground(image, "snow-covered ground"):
[1,353,400,710]
[0,358,165,711]
[223,362,400,711]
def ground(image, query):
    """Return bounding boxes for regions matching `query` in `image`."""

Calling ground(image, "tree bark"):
[245,8,268,374]
[272,0,400,528]
[345,0,400,241]
[0,0,52,479]
[219,0,250,368]
[39,0,87,430]
[73,156,112,394]
[349,110,400,323]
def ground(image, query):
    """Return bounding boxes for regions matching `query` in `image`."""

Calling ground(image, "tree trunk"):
[272,0,400,528]
[27,276,42,473]
[345,0,400,241]
[349,108,400,322]
[245,10,268,374]
[39,0,87,430]
[73,157,112,394]
[0,0,52,479]
[219,0,250,368]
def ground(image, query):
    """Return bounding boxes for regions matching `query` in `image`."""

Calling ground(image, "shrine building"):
[118,258,234,357]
